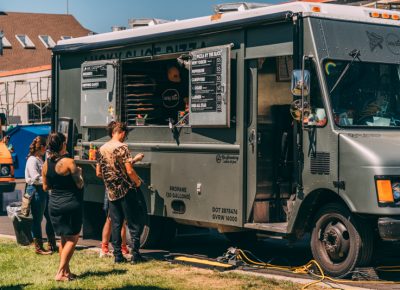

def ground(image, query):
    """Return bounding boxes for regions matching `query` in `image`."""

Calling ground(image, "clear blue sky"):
[0,0,279,33]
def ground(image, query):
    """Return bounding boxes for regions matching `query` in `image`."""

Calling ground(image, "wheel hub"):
[321,221,350,263]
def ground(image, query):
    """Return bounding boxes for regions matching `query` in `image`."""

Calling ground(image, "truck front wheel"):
[310,203,373,277]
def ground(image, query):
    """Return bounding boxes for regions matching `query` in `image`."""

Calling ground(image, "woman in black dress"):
[42,132,84,281]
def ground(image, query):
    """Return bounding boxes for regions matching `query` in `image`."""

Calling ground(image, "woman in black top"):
[42,132,84,281]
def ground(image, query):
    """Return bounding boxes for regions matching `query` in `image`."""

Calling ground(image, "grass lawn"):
[0,238,310,290]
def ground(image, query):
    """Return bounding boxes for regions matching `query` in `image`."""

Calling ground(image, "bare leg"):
[59,236,66,256]
[102,217,112,244]
[55,235,79,281]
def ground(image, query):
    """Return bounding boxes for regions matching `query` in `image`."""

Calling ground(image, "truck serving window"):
[119,44,231,127]
[121,58,189,126]
[324,59,400,127]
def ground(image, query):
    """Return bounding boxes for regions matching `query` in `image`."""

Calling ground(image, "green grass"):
[0,238,304,290]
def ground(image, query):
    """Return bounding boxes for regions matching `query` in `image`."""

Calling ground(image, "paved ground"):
[1,181,400,289]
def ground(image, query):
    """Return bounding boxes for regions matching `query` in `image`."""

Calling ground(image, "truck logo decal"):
[366,31,383,52]
[162,89,180,108]
[216,154,239,164]
[386,33,400,55]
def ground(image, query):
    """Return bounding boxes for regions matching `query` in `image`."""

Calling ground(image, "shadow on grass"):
[113,286,170,290]
[0,284,32,289]
[75,245,97,251]
[78,269,127,279]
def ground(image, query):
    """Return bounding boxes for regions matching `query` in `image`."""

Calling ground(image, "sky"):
[0,0,280,33]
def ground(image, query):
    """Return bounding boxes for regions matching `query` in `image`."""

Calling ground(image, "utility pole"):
[67,0,69,15]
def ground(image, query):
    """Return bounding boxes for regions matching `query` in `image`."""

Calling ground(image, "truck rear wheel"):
[140,216,176,249]
[310,203,373,277]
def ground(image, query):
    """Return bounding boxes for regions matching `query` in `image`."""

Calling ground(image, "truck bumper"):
[0,182,16,193]
[378,217,400,241]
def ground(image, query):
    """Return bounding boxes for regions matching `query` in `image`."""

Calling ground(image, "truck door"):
[246,56,294,223]
[80,59,119,127]
[246,60,258,220]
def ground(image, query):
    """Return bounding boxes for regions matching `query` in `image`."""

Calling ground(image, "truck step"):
[244,222,288,234]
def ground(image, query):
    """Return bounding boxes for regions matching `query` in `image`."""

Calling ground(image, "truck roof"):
[53,2,400,53]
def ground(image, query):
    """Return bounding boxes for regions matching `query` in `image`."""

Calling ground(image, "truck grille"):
[310,152,330,175]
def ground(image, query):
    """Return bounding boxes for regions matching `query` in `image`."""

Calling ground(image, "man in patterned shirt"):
[96,121,145,263]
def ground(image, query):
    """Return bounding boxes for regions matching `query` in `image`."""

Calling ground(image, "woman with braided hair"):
[25,136,56,255]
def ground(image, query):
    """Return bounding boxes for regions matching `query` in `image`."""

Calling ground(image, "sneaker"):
[115,255,128,264]
[131,254,147,264]
[121,244,130,255]
[99,243,111,258]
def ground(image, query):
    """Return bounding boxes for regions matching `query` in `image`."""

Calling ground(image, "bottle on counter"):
[88,143,95,160]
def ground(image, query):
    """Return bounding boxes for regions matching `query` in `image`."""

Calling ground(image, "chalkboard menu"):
[189,44,231,127]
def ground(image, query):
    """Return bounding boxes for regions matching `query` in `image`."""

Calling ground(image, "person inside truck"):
[358,73,394,125]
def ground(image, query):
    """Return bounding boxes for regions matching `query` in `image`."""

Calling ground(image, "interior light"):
[376,180,394,203]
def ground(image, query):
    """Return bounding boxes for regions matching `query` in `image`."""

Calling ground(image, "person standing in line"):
[25,136,57,255]
[42,132,84,281]
[99,190,129,257]
[96,121,145,264]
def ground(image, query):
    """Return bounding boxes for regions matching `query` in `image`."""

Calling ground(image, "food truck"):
[52,2,400,276]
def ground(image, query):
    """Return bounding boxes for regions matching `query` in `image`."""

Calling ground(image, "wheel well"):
[291,189,348,239]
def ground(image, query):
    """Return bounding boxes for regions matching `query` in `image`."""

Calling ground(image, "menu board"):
[189,44,231,127]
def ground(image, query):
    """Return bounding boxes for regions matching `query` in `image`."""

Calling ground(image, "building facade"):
[0,12,91,126]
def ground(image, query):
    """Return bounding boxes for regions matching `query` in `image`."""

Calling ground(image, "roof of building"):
[54,2,400,54]
[0,65,51,78]
[0,12,91,71]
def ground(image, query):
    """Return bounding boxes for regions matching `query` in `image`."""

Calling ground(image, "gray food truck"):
[52,2,400,277]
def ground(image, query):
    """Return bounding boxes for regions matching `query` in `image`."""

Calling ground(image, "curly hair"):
[27,136,46,158]
[46,132,66,160]
[107,121,128,138]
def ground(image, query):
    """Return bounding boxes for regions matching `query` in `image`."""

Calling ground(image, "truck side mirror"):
[291,69,310,97]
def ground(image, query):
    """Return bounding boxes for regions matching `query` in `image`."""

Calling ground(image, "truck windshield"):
[324,59,400,127]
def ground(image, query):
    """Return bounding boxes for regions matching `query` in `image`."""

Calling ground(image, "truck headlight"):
[0,165,10,176]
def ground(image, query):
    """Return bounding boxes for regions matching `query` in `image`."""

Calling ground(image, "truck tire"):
[139,216,177,249]
[140,216,161,249]
[310,203,373,277]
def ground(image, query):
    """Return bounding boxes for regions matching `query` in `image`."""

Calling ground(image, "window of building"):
[15,34,35,48]
[38,35,55,48]
[61,36,72,40]
[1,36,11,48]
[28,102,51,123]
